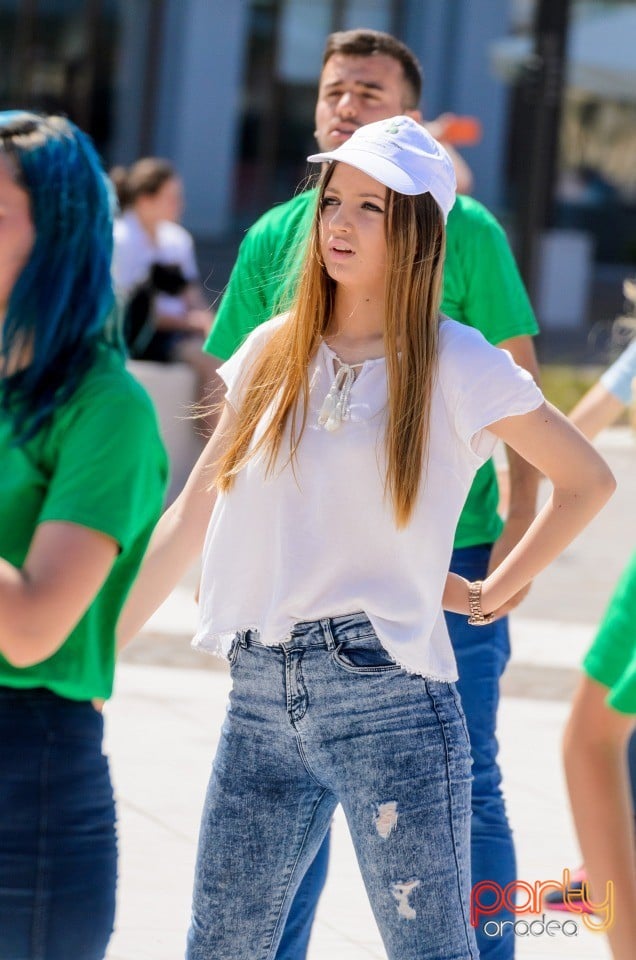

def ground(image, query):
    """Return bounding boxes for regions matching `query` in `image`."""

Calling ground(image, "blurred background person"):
[111,158,217,435]
[0,112,167,960]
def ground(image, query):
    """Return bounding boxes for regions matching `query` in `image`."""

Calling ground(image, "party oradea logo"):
[471,870,614,938]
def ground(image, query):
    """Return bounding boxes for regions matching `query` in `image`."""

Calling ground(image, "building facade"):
[1,0,633,274]
[0,0,513,235]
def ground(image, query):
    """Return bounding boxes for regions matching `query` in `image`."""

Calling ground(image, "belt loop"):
[321,618,336,651]
[239,630,249,649]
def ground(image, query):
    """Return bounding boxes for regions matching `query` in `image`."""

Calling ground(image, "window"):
[0,0,122,155]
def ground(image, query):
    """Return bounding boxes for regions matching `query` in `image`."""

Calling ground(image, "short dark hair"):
[109,157,175,210]
[322,30,422,109]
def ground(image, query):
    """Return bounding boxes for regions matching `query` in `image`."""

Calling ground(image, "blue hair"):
[0,112,123,442]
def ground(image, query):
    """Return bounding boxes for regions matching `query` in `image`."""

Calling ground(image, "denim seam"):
[425,680,478,959]
[263,788,331,960]
[450,686,472,752]
[294,736,327,789]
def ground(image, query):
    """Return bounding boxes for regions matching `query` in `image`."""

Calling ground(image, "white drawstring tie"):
[318,361,362,431]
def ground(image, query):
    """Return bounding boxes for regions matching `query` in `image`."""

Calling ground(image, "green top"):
[583,549,636,715]
[205,190,539,548]
[0,346,168,701]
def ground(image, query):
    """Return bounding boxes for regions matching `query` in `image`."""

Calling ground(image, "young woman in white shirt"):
[119,117,615,960]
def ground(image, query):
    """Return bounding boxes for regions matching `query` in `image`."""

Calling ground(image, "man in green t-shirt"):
[204,29,539,960]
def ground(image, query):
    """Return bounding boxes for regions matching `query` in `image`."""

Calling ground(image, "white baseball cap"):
[308,115,456,222]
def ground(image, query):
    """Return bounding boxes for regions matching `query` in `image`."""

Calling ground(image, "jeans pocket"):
[332,633,402,674]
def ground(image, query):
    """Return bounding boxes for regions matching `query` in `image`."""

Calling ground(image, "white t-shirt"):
[112,210,199,319]
[194,315,543,678]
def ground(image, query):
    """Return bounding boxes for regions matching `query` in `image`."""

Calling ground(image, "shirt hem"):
[193,627,458,682]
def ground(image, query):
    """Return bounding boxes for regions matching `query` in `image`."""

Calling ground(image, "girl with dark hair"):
[119,117,614,959]
[0,112,167,959]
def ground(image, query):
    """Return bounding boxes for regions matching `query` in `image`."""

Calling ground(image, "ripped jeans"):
[186,613,477,960]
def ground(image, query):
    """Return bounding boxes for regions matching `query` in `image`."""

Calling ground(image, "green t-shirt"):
[0,346,168,701]
[205,190,539,548]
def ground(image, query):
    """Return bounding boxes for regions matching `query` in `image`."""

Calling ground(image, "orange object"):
[438,115,482,146]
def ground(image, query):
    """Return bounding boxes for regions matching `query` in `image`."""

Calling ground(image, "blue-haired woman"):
[0,113,167,959]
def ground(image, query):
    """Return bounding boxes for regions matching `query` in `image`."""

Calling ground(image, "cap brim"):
[307,148,424,196]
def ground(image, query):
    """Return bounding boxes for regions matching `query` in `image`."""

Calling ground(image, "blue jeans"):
[187,613,477,960]
[278,544,516,960]
[0,687,117,960]
[447,545,516,960]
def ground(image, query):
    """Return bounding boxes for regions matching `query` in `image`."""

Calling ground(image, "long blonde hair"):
[215,162,446,528]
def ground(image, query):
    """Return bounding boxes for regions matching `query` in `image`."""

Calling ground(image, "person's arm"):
[116,402,236,650]
[0,524,118,668]
[0,371,167,669]
[152,226,213,335]
[153,284,212,336]
[486,333,542,603]
[443,401,615,617]
[425,113,480,195]
[449,199,541,604]
[570,338,636,439]
[569,382,625,440]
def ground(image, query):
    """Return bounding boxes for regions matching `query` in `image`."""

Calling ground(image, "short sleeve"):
[600,339,636,405]
[39,370,168,550]
[204,229,272,361]
[217,316,286,411]
[440,320,544,462]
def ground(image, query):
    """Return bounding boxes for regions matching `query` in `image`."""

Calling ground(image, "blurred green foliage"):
[540,364,605,414]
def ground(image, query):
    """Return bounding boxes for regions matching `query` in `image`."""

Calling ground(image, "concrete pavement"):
[105,428,635,960]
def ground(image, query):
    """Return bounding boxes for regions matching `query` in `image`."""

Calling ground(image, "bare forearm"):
[452,399,617,617]
[0,525,118,667]
[116,499,206,650]
[446,470,614,618]
[0,561,39,664]
[482,476,614,613]
[116,407,233,650]
[569,382,624,440]
[154,310,209,334]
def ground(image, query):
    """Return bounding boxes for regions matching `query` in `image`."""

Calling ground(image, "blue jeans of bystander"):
[447,544,516,960]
